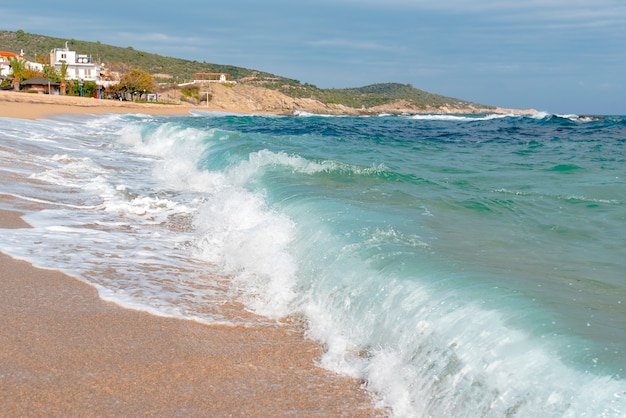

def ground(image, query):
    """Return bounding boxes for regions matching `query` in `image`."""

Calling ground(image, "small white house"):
[50,42,101,82]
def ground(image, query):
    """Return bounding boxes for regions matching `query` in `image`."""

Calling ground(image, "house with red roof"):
[0,51,20,78]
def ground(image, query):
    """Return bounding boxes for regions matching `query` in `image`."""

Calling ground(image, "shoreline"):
[0,97,382,415]
[0,206,379,416]
[0,90,197,119]
[0,89,538,120]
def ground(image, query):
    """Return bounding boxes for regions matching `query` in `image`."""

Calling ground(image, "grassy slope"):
[0,30,489,110]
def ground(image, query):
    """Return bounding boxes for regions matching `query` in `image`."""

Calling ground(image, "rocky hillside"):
[161,83,534,115]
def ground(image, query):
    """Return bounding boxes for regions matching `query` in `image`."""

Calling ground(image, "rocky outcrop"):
[163,83,537,116]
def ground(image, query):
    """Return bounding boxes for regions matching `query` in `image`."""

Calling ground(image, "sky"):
[3,0,626,114]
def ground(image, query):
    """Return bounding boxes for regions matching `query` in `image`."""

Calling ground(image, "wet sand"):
[0,95,382,416]
[0,244,376,416]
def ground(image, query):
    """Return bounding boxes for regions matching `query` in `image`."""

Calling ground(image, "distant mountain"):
[316,83,480,110]
[0,30,490,111]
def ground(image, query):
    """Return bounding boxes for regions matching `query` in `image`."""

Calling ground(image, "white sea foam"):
[189,109,282,118]
[292,110,347,117]
[301,265,626,416]
[0,115,250,325]
[557,113,581,120]
[114,119,300,318]
[531,111,551,119]
[409,113,522,122]
[193,188,298,317]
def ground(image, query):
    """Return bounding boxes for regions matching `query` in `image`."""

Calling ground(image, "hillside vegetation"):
[0,30,488,111]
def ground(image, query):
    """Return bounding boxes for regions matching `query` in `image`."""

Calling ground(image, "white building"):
[49,43,101,82]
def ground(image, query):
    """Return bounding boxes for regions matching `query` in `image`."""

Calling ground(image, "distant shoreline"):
[0,88,538,120]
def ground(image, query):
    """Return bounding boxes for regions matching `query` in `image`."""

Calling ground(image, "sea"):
[0,110,624,417]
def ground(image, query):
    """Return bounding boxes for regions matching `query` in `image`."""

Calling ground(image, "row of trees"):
[5,56,68,92]
[3,57,156,100]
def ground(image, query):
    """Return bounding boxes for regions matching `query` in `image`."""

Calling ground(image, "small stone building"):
[20,77,61,95]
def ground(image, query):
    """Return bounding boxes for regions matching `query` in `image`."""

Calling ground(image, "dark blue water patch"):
[177,114,626,162]
[546,163,586,173]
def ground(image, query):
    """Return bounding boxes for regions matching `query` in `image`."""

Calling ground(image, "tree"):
[42,63,68,95]
[42,64,59,82]
[115,67,156,100]
[8,56,26,90]
[35,54,48,65]
[59,62,68,95]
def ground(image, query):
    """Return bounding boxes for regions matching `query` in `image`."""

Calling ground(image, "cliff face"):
[160,83,537,116]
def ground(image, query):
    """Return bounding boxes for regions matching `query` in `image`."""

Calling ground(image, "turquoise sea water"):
[0,111,624,416]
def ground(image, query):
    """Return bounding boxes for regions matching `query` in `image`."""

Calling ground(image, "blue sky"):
[3,0,625,114]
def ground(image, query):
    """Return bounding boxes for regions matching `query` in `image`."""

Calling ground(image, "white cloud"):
[111,32,202,45]
[333,0,626,25]
[309,38,395,51]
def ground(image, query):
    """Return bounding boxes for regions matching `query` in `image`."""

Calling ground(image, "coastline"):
[0,98,382,415]
[0,88,538,120]
[0,90,196,119]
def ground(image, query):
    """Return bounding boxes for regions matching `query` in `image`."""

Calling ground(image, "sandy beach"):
[0,90,197,119]
[0,93,381,416]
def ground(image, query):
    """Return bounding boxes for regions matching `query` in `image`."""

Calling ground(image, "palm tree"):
[59,62,68,95]
[8,56,26,91]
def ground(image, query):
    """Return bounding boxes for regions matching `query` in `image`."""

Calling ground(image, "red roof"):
[0,51,19,58]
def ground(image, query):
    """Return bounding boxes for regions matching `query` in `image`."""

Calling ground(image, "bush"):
[180,85,200,100]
